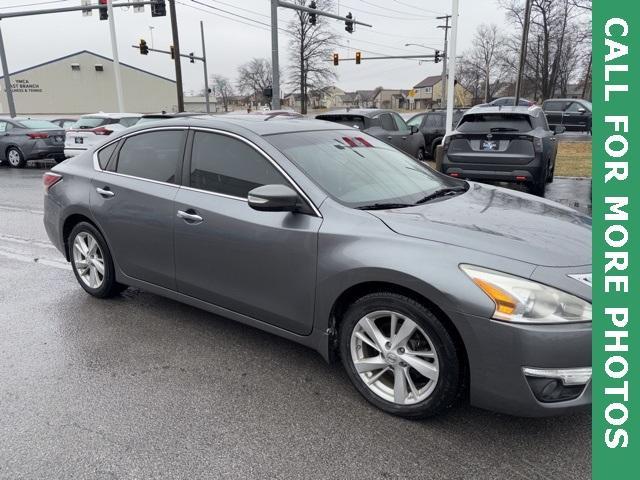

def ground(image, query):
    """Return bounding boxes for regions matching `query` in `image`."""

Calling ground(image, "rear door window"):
[97,142,118,170]
[543,101,568,112]
[457,113,532,133]
[115,130,186,183]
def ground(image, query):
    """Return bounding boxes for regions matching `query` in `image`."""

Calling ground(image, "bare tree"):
[456,58,483,105]
[461,24,506,103]
[287,0,337,114]
[236,58,273,106]
[210,74,234,112]
[499,0,591,100]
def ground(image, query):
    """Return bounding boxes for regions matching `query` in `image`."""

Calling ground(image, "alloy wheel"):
[72,232,105,289]
[7,149,22,167]
[350,310,440,405]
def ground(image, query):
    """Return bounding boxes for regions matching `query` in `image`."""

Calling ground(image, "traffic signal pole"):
[271,0,372,111]
[0,22,16,118]
[168,0,184,112]
[444,0,459,136]
[200,21,210,114]
[107,0,125,112]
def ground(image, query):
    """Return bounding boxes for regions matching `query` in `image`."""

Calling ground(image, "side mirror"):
[553,125,566,134]
[577,107,587,114]
[248,184,300,212]
[410,125,419,134]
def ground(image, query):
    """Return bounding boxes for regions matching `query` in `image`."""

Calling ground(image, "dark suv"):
[542,98,592,134]
[316,109,425,160]
[406,110,465,158]
[441,105,565,196]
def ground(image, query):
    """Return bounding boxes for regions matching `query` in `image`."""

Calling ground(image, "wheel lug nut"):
[384,342,391,349]
[400,361,407,367]
[398,347,405,354]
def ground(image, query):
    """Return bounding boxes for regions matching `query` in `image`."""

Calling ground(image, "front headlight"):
[460,265,591,324]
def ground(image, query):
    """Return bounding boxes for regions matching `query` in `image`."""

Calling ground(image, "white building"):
[0,50,177,115]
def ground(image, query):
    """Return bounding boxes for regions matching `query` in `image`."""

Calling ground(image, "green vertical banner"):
[593,0,638,477]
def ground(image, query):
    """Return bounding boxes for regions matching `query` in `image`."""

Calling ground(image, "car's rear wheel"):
[339,292,461,418]
[6,147,26,168]
[69,222,126,298]
[431,138,443,158]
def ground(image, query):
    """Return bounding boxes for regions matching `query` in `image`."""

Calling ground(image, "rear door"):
[90,128,187,289]
[173,129,322,335]
[372,113,404,149]
[542,100,568,127]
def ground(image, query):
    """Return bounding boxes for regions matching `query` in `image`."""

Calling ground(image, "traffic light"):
[189,52,195,64]
[151,0,167,17]
[98,0,108,21]
[434,50,441,63]
[355,51,361,64]
[139,39,149,55]
[308,1,317,26]
[170,45,175,60]
[333,53,339,66]
[345,12,354,34]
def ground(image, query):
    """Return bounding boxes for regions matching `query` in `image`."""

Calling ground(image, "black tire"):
[530,172,547,196]
[547,160,555,183]
[416,147,426,162]
[339,292,462,418]
[68,222,126,298]
[6,147,26,168]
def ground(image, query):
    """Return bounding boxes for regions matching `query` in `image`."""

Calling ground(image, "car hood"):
[370,182,592,267]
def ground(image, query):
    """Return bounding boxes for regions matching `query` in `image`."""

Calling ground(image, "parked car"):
[64,113,140,158]
[0,117,66,167]
[488,97,536,107]
[441,105,564,196]
[49,118,79,130]
[406,110,465,158]
[136,112,205,125]
[43,116,591,419]
[316,109,426,160]
[542,98,592,134]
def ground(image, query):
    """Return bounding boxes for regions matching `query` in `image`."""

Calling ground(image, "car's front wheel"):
[69,222,126,298]
[6,147,26,168]
[339,292,462,418]
[416,147,426,162]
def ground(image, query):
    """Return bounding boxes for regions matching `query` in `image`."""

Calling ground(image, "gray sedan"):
[0,118,66,167]
[43,116,592,418]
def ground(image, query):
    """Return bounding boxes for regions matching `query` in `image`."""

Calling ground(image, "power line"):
[206,0,269,19]
[177,1,273,31]
[339,2,434,20]
[359,0,436,18]
[0,0,71,9]
[191,0,272,27]
[391,0,445,15]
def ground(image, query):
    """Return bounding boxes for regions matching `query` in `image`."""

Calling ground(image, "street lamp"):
[404,43,439,51]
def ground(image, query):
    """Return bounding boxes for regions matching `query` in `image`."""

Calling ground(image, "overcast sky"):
[0,0,515,94]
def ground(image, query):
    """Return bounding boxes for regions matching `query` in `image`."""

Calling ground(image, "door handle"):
[96,187,114,197]
[177,210,203,223]
[387,136,393,140]
[402,136,408,140]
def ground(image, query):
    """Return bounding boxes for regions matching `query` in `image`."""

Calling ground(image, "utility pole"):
[107,0,125,112]
[0,22,16,117]
[200,21,210,113]
[514,0,532,106]
[581,53,592,100]
[270,0,280,109]
[168,0,184,112]
[444,0,459,135]
[437,14,451,108]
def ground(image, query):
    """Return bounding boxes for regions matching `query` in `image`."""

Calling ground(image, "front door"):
[174,130,322,335]
[90,129,187,289]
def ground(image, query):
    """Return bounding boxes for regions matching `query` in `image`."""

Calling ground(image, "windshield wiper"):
[415,186,468,205]
[356,203,415,211]
[489,127,519,132]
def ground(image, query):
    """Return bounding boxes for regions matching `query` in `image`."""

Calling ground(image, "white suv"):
[64,113,140,158]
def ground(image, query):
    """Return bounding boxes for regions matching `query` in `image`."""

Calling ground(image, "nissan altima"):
[43,115,592,418]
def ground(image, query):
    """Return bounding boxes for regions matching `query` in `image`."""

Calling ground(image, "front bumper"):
[451,310,591,416]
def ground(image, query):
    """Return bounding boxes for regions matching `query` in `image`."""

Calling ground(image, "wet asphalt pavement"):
[0,164,591,479]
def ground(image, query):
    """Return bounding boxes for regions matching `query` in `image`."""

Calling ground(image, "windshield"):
[268,130,459,209]
[457,113,532,133]
[72,117,109,129]
[17,120,60,129]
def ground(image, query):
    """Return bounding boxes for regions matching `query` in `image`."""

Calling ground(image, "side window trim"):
[185,127,322,217]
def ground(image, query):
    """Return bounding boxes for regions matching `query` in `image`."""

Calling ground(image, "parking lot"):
[0,164,591,479]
